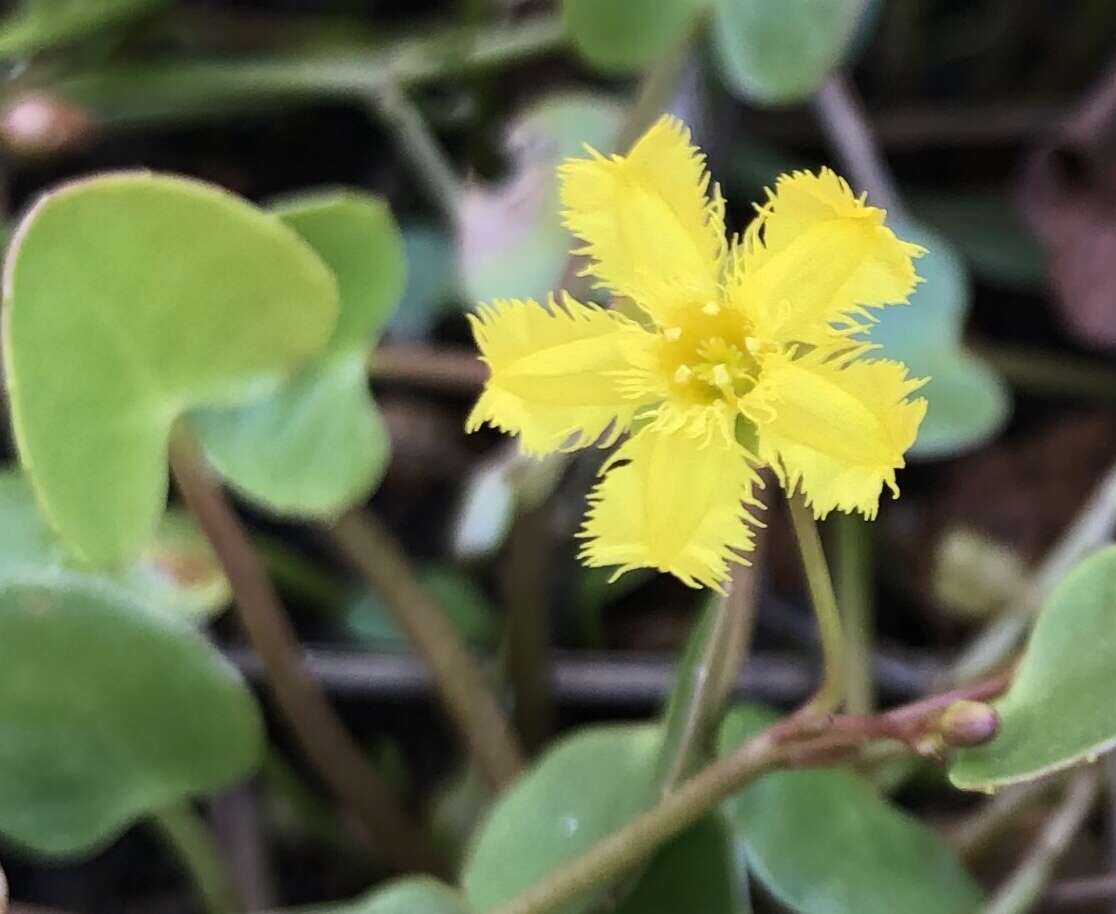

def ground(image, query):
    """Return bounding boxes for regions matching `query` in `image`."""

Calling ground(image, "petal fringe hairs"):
[466,115,927,592]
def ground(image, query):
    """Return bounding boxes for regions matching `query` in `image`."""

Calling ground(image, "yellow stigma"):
[673,364,693,384]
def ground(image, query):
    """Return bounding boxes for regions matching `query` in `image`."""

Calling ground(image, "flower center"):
[658,301,765,407]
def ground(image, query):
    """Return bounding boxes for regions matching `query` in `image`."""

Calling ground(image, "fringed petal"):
[745,349,927,519]
[466,295,655,456]
[578,424,762,591]
[559,115,726,324]
[729,168,924,343]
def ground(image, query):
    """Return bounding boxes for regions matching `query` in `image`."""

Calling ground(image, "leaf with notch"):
[3,171,338,565]
[193,190,404,518]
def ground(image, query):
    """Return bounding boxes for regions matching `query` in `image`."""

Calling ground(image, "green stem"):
[152,805,239,914]
[49,15,565,125]
[168,428,447,876]
[982,771,1099,914]
[327,509,525,789]
[834,513,874,714]
[788,494,846,718]
[366,83,463,224]
[501,503,557,752]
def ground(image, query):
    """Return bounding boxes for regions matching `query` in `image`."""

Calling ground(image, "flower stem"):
[151,804,239,914]
[834,513,874,714]
[788,494,846,719]
[168,428,446,876]
[327,508,525,789]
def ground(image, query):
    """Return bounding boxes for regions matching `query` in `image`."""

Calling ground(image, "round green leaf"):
[614,815,748,914]
[562,0,706,73]
[273,191,405,351]
[0,469,228,620]
[460,93,622,306]
[391,224,459,340]
[193,191,403,518]
[867,223,1010,459]
[463,724,661,914]
[0,578,263,856]
[3,171,338,566]
[902,348,1010,461]
[720,706,982,914]
[951,546,1116,791]
[303,877,472,914]
[712,0,865,105]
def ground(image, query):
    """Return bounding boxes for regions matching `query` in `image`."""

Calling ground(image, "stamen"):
[712,363,731,388]
[744,336,761,355]
[673,364,693,384]
[702,301,721,316]
[663,326,682,342]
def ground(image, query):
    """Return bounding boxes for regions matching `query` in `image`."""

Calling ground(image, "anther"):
[664,326,682,341]
[702,301,721,316]
[712,363,732,387]
[744,336,761,355]
[673,364,693,384]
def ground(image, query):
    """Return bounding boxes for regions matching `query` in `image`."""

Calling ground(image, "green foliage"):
[463,722,744,914]
[562,0,706,73]
[0,0,166,56]
[908,189,1046,290]
[0,469,228,620]
[194,191,404,518]
[712,0,865,105]
[345,565,496,649]
[951,546,1116,790]
[460,93,622,305]
[0,579,263,856]
[614,815,748,914]
[3,172,338,566]
[869,223,1010,459]
[720,706,982,914]
[391,224,459,339]
[463,725,660,914]
[302,877,472,914]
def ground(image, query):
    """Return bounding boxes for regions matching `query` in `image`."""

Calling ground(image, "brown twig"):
[370,344,487,392]
[327,509,525,788]
[168,428,446,876]
[489,672,1011,914]
[1046,874,1116,908]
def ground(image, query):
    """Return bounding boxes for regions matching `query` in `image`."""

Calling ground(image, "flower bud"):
[938,700,1000,748]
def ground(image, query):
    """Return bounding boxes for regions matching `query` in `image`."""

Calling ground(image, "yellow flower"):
[466,115,927,590]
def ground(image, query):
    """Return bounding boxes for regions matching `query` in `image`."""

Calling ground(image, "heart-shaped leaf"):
[463,724,660,914]
[712,0,866,105]
[3,171,338,565]
[0,468,228,620]
[720,706,982,914]
[0,0,166,57]
[0,578,263,856]
[951,545,1116,791]
[868,223,1010,459]
[194,191,403,518]
[460,93,622,306]
[302,877,472,914]
[562,0,706,74]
